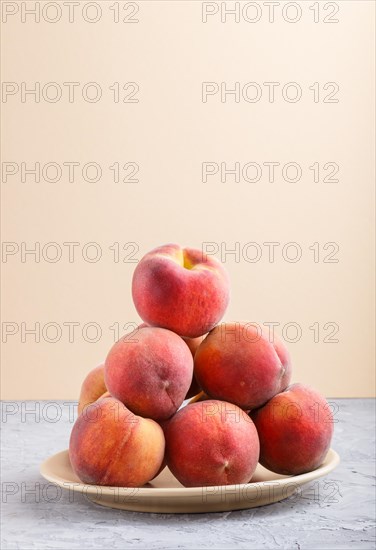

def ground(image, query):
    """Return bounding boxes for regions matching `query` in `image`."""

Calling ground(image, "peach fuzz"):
[77,365,108,415]
[194,323,292,410]
[251,383,333,475]
[165,400,260,487]
[69,396,165,487]
[132,244,230,338]
[137,325,203,399]
[105,326,193,421]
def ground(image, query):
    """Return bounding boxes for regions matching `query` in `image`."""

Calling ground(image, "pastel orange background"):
[1,1,374,398]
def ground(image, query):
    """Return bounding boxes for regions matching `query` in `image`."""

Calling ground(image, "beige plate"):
[40,449,339,513]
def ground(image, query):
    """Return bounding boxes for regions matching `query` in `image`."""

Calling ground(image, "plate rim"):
[40,448,340,497]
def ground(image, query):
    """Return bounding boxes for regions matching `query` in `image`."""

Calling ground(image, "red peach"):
[132,244,230,338]
[165,400,260,487]
[105,326,193,421]
[136,324,202,399]
[194,323,292,410]
[251,383,334,475]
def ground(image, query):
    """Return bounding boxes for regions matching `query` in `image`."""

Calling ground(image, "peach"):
[251,383,333,475]
[165,400,260,487]
[105,326,193,421]
[77,365,108,415]
[69,396,165,486]
[134,324,202,400]
[132,244,230,338]
[138,327,203,400]
[194,323,292,410]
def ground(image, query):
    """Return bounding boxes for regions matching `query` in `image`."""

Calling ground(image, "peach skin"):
[251,383,334,475]
[132,244,230,338]
[138,327,203,400]
[77,365,108,415]
[69,396,165,487]
[194,323,292,410]
[165,399,260,487]
[105,326,194,421]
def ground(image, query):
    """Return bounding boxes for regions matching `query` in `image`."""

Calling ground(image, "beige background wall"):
[1,1,374,399]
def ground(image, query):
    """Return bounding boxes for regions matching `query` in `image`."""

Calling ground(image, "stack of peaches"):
[69,244,333,488]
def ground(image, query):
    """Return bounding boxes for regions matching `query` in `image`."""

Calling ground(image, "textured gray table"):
[1,399,375,550]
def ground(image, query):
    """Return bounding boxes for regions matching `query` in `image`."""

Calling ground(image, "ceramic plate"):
[40,449,339,513]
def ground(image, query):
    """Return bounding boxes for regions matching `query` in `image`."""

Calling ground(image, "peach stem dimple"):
[182,251,195,270]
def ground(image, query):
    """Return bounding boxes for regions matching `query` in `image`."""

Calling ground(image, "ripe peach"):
[132,244,230,338]
[105,326,193,421]
[194,323,291,410]
[139,326,203,400]
[165,400,260,487]
[135,324,202,400]
[69,396,165,486]
[77,365,107,415]
[251,383,333,475]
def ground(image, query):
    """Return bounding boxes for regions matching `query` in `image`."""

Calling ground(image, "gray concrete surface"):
[1,399,375,549]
